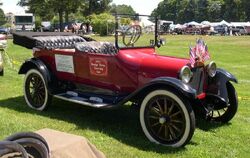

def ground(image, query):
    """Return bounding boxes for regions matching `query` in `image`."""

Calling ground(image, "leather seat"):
[75,41,118,55]
[34,35,86,50]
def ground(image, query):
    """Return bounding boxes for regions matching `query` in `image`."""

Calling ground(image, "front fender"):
[217,68,238,83]
[118,77,197,105]
[207,68,238,102]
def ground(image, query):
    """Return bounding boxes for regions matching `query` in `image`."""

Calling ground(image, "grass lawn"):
[0,35,250,158]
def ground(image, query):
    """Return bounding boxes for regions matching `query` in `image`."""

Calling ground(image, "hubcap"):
[159,117,166,124]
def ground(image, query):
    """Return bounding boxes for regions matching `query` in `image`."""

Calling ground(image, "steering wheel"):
[123,25,142,46]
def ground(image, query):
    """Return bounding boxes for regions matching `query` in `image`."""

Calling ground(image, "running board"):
[54,92,110,108]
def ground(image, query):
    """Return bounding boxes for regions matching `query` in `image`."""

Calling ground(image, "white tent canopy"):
[230,22,250,27]
[219,20,231,26]
[201,21,210,25]
[187,21,202,26]
[175,24,185,29]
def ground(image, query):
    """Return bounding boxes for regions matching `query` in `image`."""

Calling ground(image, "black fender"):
[118,77,197,105]
[207,68,238,103]
[19,58,55,93]
[216,68,238,83]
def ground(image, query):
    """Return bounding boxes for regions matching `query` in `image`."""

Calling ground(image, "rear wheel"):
[207,82,238,123]
[24,69,52,111]
[140,89,195,148]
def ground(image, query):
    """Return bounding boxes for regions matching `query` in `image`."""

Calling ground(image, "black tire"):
[24,69,52,111]
[0,141,28,158]
[140,89,195,148]
[13,138,50,158]
[208,82,238,123]
[4,132,50,153]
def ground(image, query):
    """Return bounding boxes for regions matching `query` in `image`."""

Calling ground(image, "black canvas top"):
[13,32,94,49]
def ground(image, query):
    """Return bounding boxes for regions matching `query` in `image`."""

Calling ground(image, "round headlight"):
[207,61,217,77]
[180,66,192,83]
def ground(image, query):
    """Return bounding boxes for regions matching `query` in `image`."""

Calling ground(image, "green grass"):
[0,35,250,158]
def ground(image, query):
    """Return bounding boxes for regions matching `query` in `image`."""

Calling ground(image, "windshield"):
[114,14,158,48]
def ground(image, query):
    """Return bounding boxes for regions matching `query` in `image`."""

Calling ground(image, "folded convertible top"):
[13,32,94,49]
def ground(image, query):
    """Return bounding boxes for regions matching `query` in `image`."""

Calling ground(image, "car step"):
[54,91,111,108]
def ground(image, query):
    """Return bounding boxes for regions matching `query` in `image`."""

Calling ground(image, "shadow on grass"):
[0,96,189,154]
[196,119,232,131]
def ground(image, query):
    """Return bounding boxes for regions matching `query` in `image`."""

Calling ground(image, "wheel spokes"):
[156,100,164,114]
[168,102,174,115]
[27,73,46,107]
[164,98,167,114]
[146,95,186,143]
[150,107,161,116]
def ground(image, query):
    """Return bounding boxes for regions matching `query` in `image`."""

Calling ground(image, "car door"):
[74,51,118,91]
[74,50,138,93]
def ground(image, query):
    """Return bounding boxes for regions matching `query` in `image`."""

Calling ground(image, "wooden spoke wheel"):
[24,69,51,111]
[140,90,195,147]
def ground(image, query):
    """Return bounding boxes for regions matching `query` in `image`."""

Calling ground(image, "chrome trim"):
[54,94,109,108]
[207,61,217,77]
[179,66,192,83]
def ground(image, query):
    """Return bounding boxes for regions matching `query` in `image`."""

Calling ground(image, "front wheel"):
[140,89,195,148]
[207,82,238,123]
[24,69,52,111]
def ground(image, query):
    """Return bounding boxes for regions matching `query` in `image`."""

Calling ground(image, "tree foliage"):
[90,13,115,36]
[152,0,250,23]
[0,8,6,26]
[85,0,112,15]
[18,0,114,31]
[110,4,136,15]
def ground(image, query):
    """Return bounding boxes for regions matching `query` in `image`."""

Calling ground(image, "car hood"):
[118,48,189,79]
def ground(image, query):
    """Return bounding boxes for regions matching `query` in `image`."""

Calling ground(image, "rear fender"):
[207,68,238,102]
[118,77,197,105]
[19,58,54,93]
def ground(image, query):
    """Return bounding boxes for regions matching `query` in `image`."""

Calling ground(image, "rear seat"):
[75,41,118,55]
[34,35,86,50]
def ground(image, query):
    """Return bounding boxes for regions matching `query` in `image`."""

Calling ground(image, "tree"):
[151,0,249,23]
[196,0,209,22]
[242,0,250,21]
[85,0,112,15]
[90,13,115,36]
[222,0,241,21]
[18,0,84,31]
[110,4,136,15]
[18,0,54,21]
[207,0,222,22]
[0,8,6,26]
[151,0,178,22]
[176,0,195,23]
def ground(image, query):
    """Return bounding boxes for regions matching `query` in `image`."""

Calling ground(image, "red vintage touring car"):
[13,15,238,148]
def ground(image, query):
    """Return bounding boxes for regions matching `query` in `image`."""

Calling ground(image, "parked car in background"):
[231,26,247,35]
[13,14,238,148]
[0,27,8,34]
[214,25,228,35]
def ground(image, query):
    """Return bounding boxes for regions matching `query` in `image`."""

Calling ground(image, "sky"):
[1,0,163,15]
